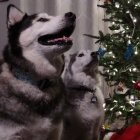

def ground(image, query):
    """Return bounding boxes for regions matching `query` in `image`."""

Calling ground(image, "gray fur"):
[0,5,75,140]
[61,50,104,140]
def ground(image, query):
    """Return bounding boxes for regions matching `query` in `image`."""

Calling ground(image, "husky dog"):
[61,50,104,140]
[0,4,76,140]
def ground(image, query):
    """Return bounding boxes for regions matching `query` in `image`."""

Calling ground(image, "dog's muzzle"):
[38,12,76,46]
[65,12,76,22]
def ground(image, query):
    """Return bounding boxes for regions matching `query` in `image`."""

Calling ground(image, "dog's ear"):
[7,4,25,27]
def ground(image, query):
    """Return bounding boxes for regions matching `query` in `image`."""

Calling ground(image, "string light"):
[103,103,106,108]
[130,95,135,100]
[112,55,115,58]
[117,111,122,115]
[115,2,120,8]
[133,18,137,23]
[135,47,138,55]
[126,27,129,30]
[135,51,138,55]
[129,68,132,72]
[132,67,137,72]
[113,100,118,103]
[129,100,135,107]
[106,70,110,73]
[126,10,130,14]
[108,51,113,55]
[112,72,116,75]
[135,2,140,7]
[110,107,114,111]
[132,80,136,83]
[109,65,113,68]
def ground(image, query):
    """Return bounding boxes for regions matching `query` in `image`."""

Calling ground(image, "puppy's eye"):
[78,53,84,57]
[37,18,49,22]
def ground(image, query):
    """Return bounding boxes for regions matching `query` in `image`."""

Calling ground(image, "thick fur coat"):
[0,5,76,140]
[61,50,104,140]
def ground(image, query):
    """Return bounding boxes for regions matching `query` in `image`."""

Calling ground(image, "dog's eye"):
[37,18,49,22]
[78,53,84,57]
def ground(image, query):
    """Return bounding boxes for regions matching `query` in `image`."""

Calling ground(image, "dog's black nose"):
[91,52,97,57]
[65,12,76,21]
[91,52,98,60]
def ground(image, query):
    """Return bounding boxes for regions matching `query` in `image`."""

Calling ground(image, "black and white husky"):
[0,4,76,140]
[62,50,104,140]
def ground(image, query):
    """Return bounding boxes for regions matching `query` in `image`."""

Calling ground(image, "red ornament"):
[134,81,140,91]
[104,123,140,140]
[117,86,124,92]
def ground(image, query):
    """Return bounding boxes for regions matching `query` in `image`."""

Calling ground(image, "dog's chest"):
[65,88,104,122]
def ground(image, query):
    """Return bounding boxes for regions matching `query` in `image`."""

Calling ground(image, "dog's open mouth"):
[38,26,75,46]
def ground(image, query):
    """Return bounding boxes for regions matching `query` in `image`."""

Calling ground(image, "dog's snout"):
[65,12,76,21]
[91,52,97,57]
[91,52,98,60]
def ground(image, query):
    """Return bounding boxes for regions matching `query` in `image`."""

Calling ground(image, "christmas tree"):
[84,0,140,131]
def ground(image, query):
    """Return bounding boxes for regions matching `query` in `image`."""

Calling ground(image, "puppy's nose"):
[91,52,97,57]
[91,52,98,61]
[65,12,76,21]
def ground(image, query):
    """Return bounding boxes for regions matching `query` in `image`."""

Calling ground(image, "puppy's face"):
[71,50,98,73]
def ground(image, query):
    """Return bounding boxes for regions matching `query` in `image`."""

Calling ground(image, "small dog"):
[61,50,104,140]
[0,4,76,140]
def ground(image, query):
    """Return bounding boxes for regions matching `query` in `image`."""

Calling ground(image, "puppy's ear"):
[7,4,25,27]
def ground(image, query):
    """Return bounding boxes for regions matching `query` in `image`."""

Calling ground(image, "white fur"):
[62,50,104,140]
[104,132,114,140]
[19,14,66,47]
[64,50,99,88]
[8,7,74,78]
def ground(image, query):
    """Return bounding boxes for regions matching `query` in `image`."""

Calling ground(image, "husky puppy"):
[61,50,104,140]
[0,4,76,140]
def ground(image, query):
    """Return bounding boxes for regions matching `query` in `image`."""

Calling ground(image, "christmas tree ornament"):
[134,80,140,91]
[97,47,106,57]
[124,42,134,60]
[115,82,129,94]
[103,123,140,140]
[103,124,110,130]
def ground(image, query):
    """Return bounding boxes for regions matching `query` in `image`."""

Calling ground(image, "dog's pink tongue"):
[48,36,72,43]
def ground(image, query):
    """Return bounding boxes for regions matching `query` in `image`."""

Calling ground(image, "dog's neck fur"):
[3,45,64,80]
[68,85,96,93]
[11,64,39,86]
[10,63,53,90]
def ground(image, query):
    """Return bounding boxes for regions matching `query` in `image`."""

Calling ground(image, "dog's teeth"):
[48,40,55,43]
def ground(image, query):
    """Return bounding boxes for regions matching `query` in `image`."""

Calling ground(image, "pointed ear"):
[7,4,25,27]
